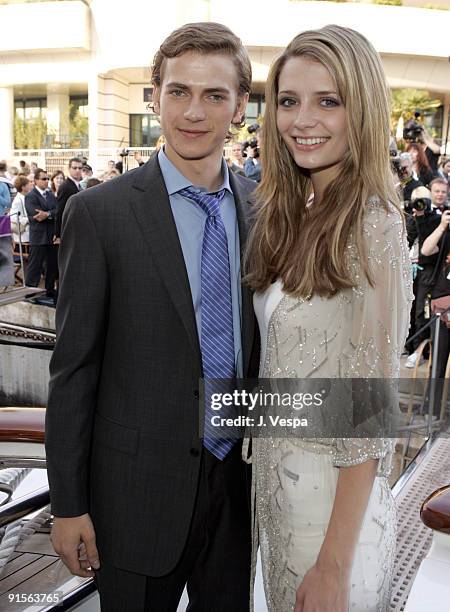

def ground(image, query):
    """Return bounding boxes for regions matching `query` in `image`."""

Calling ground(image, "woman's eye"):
[278,98,296,108]
[320,98,340,107]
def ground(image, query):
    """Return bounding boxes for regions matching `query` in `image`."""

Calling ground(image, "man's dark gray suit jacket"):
[55,177,79,238]
[46,155,259,577]
[25,187,57,245]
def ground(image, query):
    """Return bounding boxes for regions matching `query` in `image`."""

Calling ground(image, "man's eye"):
[278,98,296,108]
[170,89,186,97]
[209,94,224,102]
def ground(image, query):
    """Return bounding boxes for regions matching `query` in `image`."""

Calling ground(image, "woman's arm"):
[422,211,450,256]
[295,460,377,612]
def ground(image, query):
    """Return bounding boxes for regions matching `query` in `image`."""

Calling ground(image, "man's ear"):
[232,92,249,125]
[152,86,161,114]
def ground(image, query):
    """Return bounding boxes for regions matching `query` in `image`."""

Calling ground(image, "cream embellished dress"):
[249,200,413,612]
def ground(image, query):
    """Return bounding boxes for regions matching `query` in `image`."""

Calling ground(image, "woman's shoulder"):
[363,196,404,240]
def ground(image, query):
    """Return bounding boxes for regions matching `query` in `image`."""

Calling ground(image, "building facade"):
[0,0,449,172]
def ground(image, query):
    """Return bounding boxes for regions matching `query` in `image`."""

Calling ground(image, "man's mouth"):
[178,129,209,139]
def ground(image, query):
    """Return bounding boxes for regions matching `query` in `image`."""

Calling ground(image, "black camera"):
[390,149,401,174]
[411,197,431,213]
[242,137,259,159]
[403,111,423,142]
[119,148,130,157]
[247,123,260,134]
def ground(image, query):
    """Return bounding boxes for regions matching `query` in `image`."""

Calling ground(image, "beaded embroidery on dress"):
[250,200,413,611]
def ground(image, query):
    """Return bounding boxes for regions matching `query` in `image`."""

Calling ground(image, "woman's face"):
[54,173,64,189]
[409,148,418,163]
[23,180,32,195]
[276,56,348,189]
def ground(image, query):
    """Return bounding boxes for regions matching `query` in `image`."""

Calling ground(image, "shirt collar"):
[158,147,232,196]
[68,176,80,188]
[35,186,47,196]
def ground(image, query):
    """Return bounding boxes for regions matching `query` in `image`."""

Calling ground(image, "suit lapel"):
[33,187,47,209]
[228,172,256,377]
[129,157,201,365]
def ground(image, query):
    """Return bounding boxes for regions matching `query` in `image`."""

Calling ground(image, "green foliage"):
[391,89,442,125]
[68,105,89,148]
[373,0,402,5]
[231,114,264,142]
[14,114,47,149]
[13,104,88,149]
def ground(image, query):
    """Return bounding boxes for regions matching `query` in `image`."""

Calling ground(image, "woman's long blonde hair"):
[245,25,399,298]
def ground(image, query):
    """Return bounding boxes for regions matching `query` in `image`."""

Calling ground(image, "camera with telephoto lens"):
[390,148,401,175]
[242,136,259,159]
[403,111,423,142]
[411,197,431,213]
[247,123,260,135]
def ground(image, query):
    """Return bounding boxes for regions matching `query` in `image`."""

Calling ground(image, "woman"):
[245,25,412,611]
[10,175,31,243]
[406,142,434,187]
[50,170,65,197]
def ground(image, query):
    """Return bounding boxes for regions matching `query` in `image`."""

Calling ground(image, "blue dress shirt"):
[158,148,243,377]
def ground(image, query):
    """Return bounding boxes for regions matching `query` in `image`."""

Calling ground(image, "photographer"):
[421,208,450,415]
[405,186,441,368]
[404,114,440,185]
[243,124,262,182]
[398,153,423,206]
[406,142,435,187]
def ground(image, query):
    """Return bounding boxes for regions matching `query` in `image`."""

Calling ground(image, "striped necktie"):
[179,186,237,460]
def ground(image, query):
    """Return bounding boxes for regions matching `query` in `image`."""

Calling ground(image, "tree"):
[14,114,48,149]
[68,104,89,148]
[391,89,442,140]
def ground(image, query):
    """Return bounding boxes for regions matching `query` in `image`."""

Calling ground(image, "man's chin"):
[172,148,219,162]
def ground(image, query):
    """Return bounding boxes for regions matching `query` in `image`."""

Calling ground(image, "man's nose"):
[184,98,207,121]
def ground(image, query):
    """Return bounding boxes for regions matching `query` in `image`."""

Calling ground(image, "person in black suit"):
[46,22,259,612]
[54,157,83,240]
[24,168,58,295]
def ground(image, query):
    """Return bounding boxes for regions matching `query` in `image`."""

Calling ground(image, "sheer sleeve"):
[332,200,414,475]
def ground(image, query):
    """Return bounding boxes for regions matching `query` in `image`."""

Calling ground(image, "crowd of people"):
[0,153,149,300]
[394,132,450,392]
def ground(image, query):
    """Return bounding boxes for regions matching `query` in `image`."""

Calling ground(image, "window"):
[14,98,46,121]
[129,114,161,147]
[246,94,265,126]
[70,96,88,119]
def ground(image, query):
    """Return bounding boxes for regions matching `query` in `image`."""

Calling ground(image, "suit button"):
[190,448,200,457]
[193,390,199,399]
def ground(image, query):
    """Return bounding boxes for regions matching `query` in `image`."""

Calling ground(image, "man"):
[229,141,245,176]
[24,168,58,295]
[79,164,93,190]
[398,152,423,206]
[430,177,448,209]
[438,158,450,182]
[46,22,259,612]
[405,186,441,368]
[54,158,83,239]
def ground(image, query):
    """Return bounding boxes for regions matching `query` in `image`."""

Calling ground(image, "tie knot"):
[179,187,226,218]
